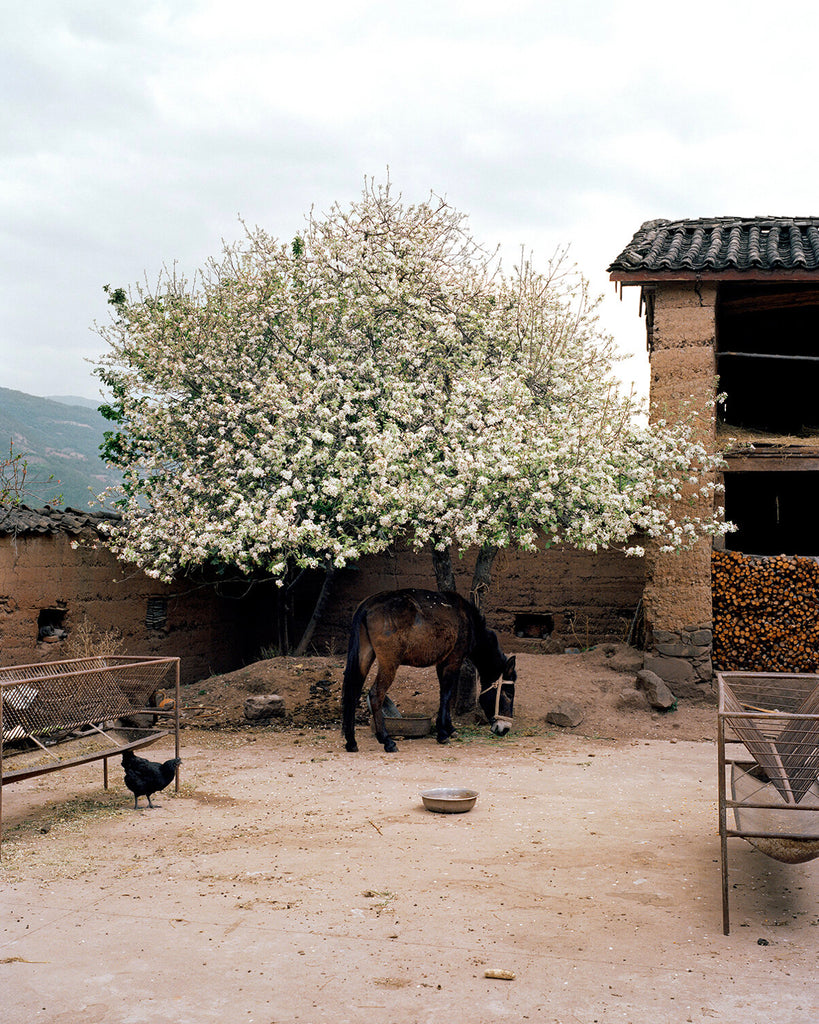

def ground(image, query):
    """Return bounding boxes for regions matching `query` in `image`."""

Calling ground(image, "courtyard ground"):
[1,650,818,1023]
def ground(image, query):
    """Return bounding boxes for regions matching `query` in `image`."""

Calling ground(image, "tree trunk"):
[469,543,499,612]
[429,542,502,716]
[276,584,289,656]
[431,545,456,592]
[454,543,500,714]
[293,567,337,656]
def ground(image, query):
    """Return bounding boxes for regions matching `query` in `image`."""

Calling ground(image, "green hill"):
[0,387,122,508]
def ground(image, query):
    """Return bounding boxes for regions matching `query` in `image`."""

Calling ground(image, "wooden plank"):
[1,731,169,785]
[723,456,819,472]
[720,288,819,313]
[610,269,819,284]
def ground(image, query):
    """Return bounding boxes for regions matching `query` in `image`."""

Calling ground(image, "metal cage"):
[1,655,180,845]
[717,670,819,933]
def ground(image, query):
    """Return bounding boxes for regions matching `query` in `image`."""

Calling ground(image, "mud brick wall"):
[713,550,819,672]
[0,528,254,683]
[2,525,646,680]
[642,282,719,693]
[308,542,646,655]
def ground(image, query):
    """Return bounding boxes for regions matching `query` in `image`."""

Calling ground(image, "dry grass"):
[62,617,125,659]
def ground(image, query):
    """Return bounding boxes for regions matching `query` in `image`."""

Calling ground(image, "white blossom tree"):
[94,180,729,657]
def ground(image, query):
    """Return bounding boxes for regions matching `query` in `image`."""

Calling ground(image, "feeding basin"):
[367,695,432,738]
[420,788,479,813]
[385,715,432,738]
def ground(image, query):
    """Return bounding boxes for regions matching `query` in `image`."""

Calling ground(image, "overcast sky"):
[4,0,819,402]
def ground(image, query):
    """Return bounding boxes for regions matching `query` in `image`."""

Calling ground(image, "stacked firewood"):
[712,550,819,672]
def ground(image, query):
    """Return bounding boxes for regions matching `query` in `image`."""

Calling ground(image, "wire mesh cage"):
[1,656,181,847]
[717,670,819,933]
[0,656,176,744]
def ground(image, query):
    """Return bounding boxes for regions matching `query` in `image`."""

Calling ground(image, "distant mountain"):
[0,388,122,509]
[46,395,104,410]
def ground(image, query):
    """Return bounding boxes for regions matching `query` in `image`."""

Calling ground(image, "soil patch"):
[182,643,716,743]
[7,647,792,1024]
[3,723,818,1024]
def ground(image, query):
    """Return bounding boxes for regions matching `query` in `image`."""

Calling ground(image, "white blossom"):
[93,179,729,584]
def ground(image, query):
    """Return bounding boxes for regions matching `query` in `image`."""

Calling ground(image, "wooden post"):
[174,657,181,793]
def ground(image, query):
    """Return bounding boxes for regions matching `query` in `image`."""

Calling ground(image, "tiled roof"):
[0,505,120,536]
[609,218,819,277]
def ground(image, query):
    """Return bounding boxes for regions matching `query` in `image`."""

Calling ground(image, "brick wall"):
[2,528,646,679]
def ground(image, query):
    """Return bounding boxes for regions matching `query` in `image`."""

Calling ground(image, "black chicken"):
[121,749,181,809]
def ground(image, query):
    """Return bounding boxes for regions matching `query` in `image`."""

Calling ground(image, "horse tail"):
[341,602,369,751]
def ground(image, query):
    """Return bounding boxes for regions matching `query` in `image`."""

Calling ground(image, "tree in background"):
[0,439,62,508]
[94,180,729,664]
[0,440,30,505]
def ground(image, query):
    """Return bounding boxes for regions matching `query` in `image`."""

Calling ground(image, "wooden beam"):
[724,456,819,472]
[718,351,819,363]
[610,269,819,284]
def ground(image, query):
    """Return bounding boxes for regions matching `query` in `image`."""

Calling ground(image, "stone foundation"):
[643,624,714,699]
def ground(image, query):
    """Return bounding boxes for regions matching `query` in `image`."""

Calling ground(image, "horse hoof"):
[345,740,359,752]
[383,739,398,753]
[436,734,450,745]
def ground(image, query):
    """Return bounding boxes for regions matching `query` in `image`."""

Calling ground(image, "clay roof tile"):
[0,505,120,537]
[609,217,819,278]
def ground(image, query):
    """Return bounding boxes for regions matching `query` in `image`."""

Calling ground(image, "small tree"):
[0,440,29,505]
[94,180,729,660]
[1,439,62,508]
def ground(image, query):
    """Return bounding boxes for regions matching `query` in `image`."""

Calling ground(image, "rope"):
[480,680,505,720]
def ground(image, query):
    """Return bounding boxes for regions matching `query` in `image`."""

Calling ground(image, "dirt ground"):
[179,643,717,742]
[2,650,818,1024]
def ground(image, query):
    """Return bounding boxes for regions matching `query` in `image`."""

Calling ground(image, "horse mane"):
[450,592,492,654]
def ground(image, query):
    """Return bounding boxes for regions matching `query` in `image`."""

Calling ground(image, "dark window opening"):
[514,612,554,639]
[724,471,819,555]
[38,607,67,642]
[717,283,819,435]
[146,596,168,630]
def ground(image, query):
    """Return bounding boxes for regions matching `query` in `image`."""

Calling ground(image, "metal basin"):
[370,714,432,738]
[383,715,432,738]
[367,694,432,738]
[420,787,479,813]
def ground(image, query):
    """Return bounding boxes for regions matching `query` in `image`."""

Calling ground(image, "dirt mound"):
[181,644,716,743]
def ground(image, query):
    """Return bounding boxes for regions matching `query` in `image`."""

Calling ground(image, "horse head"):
[476,632,516,735]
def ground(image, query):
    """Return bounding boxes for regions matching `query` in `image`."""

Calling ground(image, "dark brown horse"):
[341,589,516,753]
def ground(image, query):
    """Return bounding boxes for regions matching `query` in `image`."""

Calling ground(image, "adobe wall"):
[1,529,646,683]
[0,528,259,684]
[643,282,718,695]
[308,542,646,654]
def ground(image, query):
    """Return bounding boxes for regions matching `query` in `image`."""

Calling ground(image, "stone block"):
[244,694,286,721]
[652,629,681,644]
[636,669,676,710]
[606,644,644,674]
[643,654,696,688]
[545,701,584,728]
[655,642,690,657]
